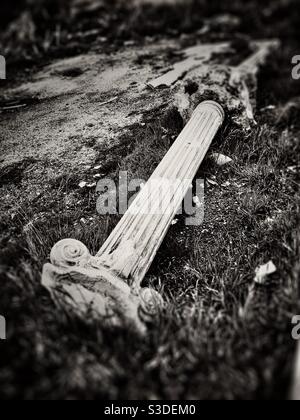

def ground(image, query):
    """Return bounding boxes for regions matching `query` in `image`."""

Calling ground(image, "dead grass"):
[0,0,300,401]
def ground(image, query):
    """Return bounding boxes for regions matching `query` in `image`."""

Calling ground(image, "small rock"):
[124,40,136,47]
[265,217,275,224]
[254,261,277,285]
[207,179,218,186]
[261,105,276,112]
[79,181,87,188]
[211,153,233,166]
[221,181,231,187]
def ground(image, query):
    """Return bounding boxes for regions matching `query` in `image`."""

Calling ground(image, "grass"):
[0,0,300,400]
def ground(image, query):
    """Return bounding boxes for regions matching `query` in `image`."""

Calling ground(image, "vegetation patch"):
[0,0,299,400]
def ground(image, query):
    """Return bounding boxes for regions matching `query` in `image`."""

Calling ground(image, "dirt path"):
[0,41,180,235]
[1,43,172,172]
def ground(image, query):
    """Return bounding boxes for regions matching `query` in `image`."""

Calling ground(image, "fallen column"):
[42,100,225,334]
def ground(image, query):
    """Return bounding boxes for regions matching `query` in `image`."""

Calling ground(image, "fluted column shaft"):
[98,101,224,287]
